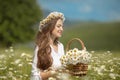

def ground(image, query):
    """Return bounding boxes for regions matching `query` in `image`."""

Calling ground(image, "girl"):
[30,12,65,80]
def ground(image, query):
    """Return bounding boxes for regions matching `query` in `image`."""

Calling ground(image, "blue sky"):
[37,0,120,21]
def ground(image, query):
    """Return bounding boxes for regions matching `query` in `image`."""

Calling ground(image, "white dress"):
[30,42,65,80]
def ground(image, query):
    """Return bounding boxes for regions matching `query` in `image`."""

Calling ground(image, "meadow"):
[0,22,120,80]
[61,21,120,51]
[0,47,120,80]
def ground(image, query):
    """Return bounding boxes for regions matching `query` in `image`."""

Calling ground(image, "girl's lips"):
[58,31,62,35]
[59,32,62,35]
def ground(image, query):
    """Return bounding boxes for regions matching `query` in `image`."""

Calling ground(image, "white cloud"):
[79,5,92,13]
[109,11,120,20]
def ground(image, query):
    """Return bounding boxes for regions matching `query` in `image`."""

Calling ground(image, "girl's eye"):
[57,25,61,28]
[57,24,64,28]
[57,25,60,27]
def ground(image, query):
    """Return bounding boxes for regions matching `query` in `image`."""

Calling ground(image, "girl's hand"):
[50,70,57,75]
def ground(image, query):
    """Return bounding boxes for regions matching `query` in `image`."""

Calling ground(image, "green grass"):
[0,47,33,80]
[60,22,120,51]
[0,47,120,80]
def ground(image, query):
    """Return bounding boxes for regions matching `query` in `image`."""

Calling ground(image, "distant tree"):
[0,0,43,47]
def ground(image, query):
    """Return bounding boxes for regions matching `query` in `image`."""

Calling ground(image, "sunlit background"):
[38,0,120,22]
[0,0,120,51]
[37,0,120,51]
[0,0,120,80]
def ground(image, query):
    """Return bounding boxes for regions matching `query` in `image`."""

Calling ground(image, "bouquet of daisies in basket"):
[60,38,92,76]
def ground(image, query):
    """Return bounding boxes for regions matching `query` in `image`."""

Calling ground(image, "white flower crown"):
[39,11,65,31]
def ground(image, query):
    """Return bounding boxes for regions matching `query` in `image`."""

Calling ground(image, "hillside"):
[60,22,120,51]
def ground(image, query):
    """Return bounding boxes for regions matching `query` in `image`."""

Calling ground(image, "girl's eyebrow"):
[57,24,63,26]
[57,24,61,26]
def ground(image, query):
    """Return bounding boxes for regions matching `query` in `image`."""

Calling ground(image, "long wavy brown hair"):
[36,18,61,70]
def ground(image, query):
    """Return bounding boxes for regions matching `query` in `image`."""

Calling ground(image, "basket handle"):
[65,38,86,52]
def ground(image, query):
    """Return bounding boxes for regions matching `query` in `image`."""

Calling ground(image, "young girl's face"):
[52,19,63,38]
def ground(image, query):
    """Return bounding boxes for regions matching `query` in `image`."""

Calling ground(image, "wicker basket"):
[65,38,88,76]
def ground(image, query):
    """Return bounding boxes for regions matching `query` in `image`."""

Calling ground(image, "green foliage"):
[0,0,43,47]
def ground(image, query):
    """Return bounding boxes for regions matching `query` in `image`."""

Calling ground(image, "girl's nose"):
[60,26,63,31]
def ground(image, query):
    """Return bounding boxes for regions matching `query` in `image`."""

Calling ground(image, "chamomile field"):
[0,47,120,80]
